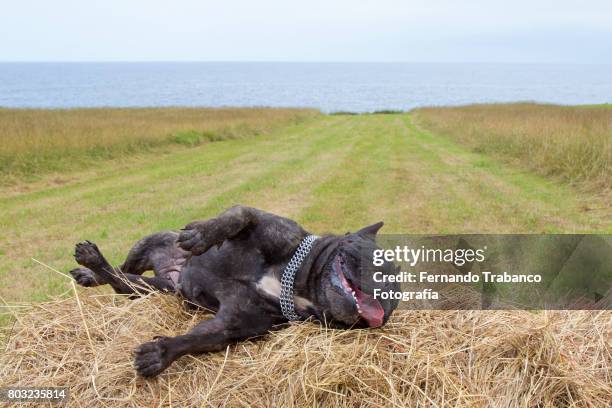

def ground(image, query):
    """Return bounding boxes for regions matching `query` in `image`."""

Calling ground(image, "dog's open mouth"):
[333,256,384,327]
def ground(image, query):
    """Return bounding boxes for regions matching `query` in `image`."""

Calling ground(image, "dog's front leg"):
[177,205,258,255]
[133,309,274,377]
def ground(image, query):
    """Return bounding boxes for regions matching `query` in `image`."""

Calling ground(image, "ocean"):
[1,62,610,112]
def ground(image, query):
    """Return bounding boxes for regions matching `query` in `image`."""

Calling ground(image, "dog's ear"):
[355,221,384,240]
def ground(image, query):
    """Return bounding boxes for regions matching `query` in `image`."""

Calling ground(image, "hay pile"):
[1,291,610,407]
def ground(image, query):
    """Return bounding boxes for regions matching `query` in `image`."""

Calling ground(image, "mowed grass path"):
[1,114,610,304]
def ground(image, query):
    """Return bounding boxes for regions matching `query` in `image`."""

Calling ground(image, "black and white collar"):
[279,235,319,320]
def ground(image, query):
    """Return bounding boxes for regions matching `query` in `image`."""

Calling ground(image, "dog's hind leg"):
[119,231,188,286]
[69,267,106,287]
[73,240,176,295]
[70,231,187,290]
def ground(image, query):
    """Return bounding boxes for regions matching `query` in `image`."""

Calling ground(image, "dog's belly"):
[177,262,221,311]
[176,241,280,313]
[176,242,260,311]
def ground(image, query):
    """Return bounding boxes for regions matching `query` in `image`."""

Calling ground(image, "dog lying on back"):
[70,205,399,377]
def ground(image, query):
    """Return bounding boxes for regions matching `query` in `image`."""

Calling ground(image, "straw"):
[1,291,610,407]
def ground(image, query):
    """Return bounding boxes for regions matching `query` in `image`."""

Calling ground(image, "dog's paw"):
[69,267,100,287]
[74,241,104,268]
[177,221,217,256]
[133,337,173,377]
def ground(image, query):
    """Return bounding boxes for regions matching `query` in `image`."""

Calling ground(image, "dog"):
[69,205,400,377]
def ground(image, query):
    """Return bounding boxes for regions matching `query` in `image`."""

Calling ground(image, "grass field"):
[0,107,317,183]
[415,103,611,193]
[1,107,611,407]
[1,108,610,305]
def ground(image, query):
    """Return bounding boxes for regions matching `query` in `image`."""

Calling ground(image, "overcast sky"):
[1,0,611,63]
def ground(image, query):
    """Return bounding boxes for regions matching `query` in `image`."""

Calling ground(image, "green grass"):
[329,111,359,116]
[0,107,318,184]
[1,111,610,316]
[414,103,612,194]
[371,109,404,114]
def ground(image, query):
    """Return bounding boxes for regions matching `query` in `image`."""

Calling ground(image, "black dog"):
[70,205,399,377]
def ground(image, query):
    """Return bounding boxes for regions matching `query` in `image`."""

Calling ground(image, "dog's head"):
[309,222,400,328]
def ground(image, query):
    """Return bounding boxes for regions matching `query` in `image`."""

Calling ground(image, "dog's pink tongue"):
[354,288,384,327]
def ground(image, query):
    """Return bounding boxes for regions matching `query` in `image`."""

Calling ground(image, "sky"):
[1,0,611,63]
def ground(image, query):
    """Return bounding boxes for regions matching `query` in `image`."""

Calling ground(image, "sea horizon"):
[1,61,611,112]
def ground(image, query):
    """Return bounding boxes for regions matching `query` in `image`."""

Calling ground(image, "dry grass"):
[0,107,318,182]
[414,104,612,194]
[1,291,610,407]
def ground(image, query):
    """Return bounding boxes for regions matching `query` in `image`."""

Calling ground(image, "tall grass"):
[414,103,611,193]
[0,107,319,182]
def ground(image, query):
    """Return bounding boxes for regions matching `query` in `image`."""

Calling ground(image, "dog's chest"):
[255,271,314,311]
